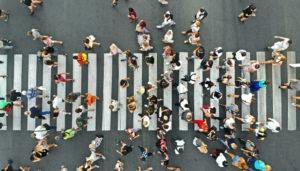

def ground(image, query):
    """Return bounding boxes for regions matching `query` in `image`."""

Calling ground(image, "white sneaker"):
[291,103,296,107]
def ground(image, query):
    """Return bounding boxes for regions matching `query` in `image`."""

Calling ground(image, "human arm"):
[274,36,289,41]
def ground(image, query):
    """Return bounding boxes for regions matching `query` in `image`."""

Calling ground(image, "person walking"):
[116,140,133,156]
[20,0,43,15]
[279,79,300,90]
[267,36,292,52]
[266,118,281,133]
[291,95,300,108]
[138,146,153,161]
[162,30,174,44]
[27,28,42,40]
[156,11,175,29]
[128,8,137,22]
[40,35,63,47]
[84,35,100,50]
[210,148,228,168]
[249,79,270,92]
[24,106,50,119]
[0,9,9,22]
[238,4,257,22]
[54,73,74,84]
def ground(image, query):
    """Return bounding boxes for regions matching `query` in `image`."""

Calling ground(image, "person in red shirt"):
[192,119,209,133]
[128,8,137,22]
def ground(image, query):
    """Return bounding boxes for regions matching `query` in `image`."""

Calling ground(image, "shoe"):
[291,103,296,107]
[181,31,187,34]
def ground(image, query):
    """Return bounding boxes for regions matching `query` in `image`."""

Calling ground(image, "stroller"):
[0,39,13,49]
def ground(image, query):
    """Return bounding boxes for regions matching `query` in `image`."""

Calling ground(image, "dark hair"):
[73,56,78,60]
[241,52,246,56]
[30,154,35,161]
[165,14,170,18]
[120,80,128,87]
[208,60,213,67]
[223,161,229,167]
[85,38,90,44]
[47,101,52,105]
[276,127,281,131]
[264,80,271,85]
[145,56,154,64]
[139,20,146,28]
[75,108,82,113]
[288,39,292,44]
[210,107,216,113]
[129,7,134,12]
[217,48,223,53]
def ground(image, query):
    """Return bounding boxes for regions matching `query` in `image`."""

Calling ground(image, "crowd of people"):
[0,0,299,170]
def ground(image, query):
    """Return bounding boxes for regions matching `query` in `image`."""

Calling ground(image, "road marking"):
[41,57,52,126]
[102,53,112,130]
[148,53,158,131]
[72,55,82,129]
[256,52,266,123]
[163,57,172,130]
[133,53,142,129]
[13,54,22,130]
[118,54,127,130]
[179,52,188,131]
[226,52,235,122]
[87,53,97,131]
[27,54,37,131]
[210,58,219,131]
[194,58,202,130]
[287,51,296,130]
[272,57,282,128]
[241,52,251,131]
[0,55,7,130]
[56,55,66,131]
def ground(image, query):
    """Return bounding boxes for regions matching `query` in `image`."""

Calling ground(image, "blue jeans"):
[40,111,50,115]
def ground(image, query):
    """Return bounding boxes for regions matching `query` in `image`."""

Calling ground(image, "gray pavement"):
[0,0,300,170]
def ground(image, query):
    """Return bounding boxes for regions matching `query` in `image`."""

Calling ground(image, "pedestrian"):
[120,77,130,88]
[20,0,43,15]
[125,128,140,140]
[239,61,260,73]
[136,20,149,34]
[259,51,287,65]
[1,160,30,171]
[85,151,106,165]
[77,161,99,171]
[6,89,22,104]
[192,119,209,133]
[181,20,201,36]
[176,83,188,95]
[128,8,137,22]
[156,11,175,29]
[174,139,185,155]
[109,99,120,112]
[192,137,208,154]
[162,30,174,44]
[291,95,300,108]
[247,157,272,171]
[210,90,223,100]
[76,114,92,130]
[44,59,58,68]
[238,3,256,22]
[24,106,50,119]
[235,114,256,126]
[199,58,214,71]
[22,86,47,100]
[112,0,118,7]
[127,96,137,113]
[122,49,139,69]
[249,79,270,92]
[210,148,228,168]
[162,45,175,59]
[232,49,247,61]
[217,73,233,86]
[238,138,259,158]
[248,123,267,140]
[0,39,14,49]
[187,46,205,60]
[138,34,153,52]
[40,35,63,47]
[220,137,238,150]
[27,28,42,40]
[61,128,78,140]
[116,140,133,156]
[209,47,223,60]
[65,92,81,103]
[73,52,89,65]
[181,72,199,85]
[0,9,9,22]
[109,43,123,56]
[158,0,168,5]
[82,93,100,107]
[225,151,249,170]
[266,118,281,133]
[183,32,201,46]
[145,55,155,66]
[267,36,292,52]
[138,146,153,161]
[114,160,124,171]
[200,78,215,90]
[54,73,74,84]
[193,8,208,22]
[279,79,300,90]
[31,139,58,162]
[84,35,100,50]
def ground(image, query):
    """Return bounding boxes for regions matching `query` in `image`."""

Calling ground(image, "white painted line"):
[56,55,66,131]
[194,58,202,130]
[287,51,296,130]
[148,53,157,131]
[72,55,82,129]
[241,52,251,131]
[102,53,112,130]
[133,53,142,129]
[272,59,282,128]
[226,52,235,110]
[87,53,97,131]
[163,57,172,130]
[13,54,22,130]
[210,59,219,131]
[0,55,7,130]
[256,52,266,123]
[179,52,188,131]
[27,54,37,131]
[118,54,127,130]
[41,56,52,126]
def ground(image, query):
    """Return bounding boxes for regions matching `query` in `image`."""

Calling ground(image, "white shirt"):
[224,117,235,129]
[34,125,48,140]
[177,83,187,94]
[242,93,253,105]
[163,30,174,43]
[271,40,289,51]
[214,47,223,58]
[52,96,64,109]
[243,114,254,124]
[180,99,190,111]
[266,118,280,133]
[110,100,119,112]
[175,140,185,146]
[235,49,247,61]
[216,153,227,167]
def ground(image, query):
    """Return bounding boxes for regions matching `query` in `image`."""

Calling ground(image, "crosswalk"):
[0,51,298,131]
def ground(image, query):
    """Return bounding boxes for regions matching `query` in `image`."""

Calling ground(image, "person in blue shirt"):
[138,146,153,161]
[24,106,50,119]
[249,79,270,92]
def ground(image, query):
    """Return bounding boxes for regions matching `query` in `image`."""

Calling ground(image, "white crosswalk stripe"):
[13,54,22,130]
[0,51,298,131]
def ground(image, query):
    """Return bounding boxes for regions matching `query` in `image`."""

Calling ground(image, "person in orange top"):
[82,93,100,106]
[73,52,88,65]
[192,119,209,133]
